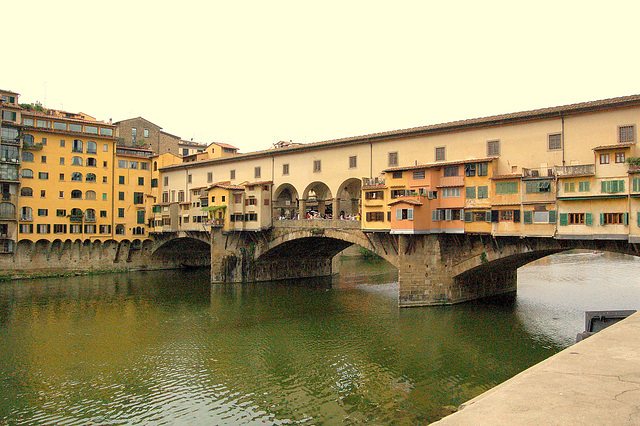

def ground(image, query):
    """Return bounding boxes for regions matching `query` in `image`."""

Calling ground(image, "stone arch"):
[151,236,211,268]
[34,239,51,264]
[50,239,63,261]
[335,178,362,218]
[272,183,299,220]
[302,181,333,218]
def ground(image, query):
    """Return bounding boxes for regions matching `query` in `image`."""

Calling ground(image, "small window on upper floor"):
[388,152,398,167]
[618,125,635,143]
[548,133,562,150]
[487,140,500,156]
[230,170,236,180]
[313,160,321,173]
[349,156,357,169]
[282,164,289,175]
[254,167,261,179]
[72,139,83,153]
[144,128,149,138]
[435,146,445,161]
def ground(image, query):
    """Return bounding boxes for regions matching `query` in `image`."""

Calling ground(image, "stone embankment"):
[434,312,640,424]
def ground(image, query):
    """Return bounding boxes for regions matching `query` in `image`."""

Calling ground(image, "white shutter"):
[407,208,414,220]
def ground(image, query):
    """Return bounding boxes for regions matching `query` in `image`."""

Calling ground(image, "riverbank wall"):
[433,311,640,424]
[0,239,181,280]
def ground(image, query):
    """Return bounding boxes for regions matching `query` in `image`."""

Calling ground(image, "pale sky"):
[4,0,640,152]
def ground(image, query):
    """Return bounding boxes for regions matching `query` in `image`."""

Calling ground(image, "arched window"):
[70,208,82,217]
[115,224,125,235]
[71,190,82,199]
[85,208,96,221]
[85,190,96,200]
[72,156,83,166]
[86,141,97,154]
[22,152,34,162]
[72,139,83,153]
[86,157,97,167]
[0,202,15,218]
[153,162,157,171]
[23,134,34,145]
[21,169,33,179]
[20,187,33,197]
[85,173,96,182]
[133,226,145,235]
[71,172,83,181]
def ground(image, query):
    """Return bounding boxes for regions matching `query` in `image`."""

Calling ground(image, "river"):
[0,251,638,424]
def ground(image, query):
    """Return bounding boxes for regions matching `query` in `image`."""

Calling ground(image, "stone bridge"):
[196,220,640,307]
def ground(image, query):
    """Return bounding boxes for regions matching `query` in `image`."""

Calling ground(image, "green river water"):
[0,252,638,425]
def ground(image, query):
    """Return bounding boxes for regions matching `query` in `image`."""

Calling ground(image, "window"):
[118,208,124,218]
[118,192,125,201]
[60,157,65,165]
[615,152,626,163]
[578,181,590,192]
[137,210,145,224]
[619,125,635,143]
[59,191,64,198]
[282,164,289,175]
[40,190,45,198]
[60,140,66,147]
[564,182,575,192]
[477,163,488,176]
[495,181,518,194]
[22,152,34,162]
[86,158,97,167]
[633,177,640,192]
[443,166,458,177]
[601,212,627,225]
[435,146,445,161]
[86,173,96,182]
[466,186,476,199]
[464,164,476,177]
[100,210,107,218]
[19,224,33,233]
[395,208,414,220]
[548,133,562,150]
[56,209,67,217]
[487,140,500,156]
[254,167,261,178]
[53,122,66,131]
[87,141,97,154]
[72,156,83,166]
[392,171,402,179]
[601,179,625,193]
[138,177,144,186]
[20,207,33,221]
[365,191,384,200]
[69,124,81,133]
[71,190,82,199]
[477,186,488,198]
[85,191,96,200]
[388,152,398,167]
[162,192,169,203]
[499,210,513,221]
[141,162,148,170]
[134,192,144,204]
[41,155,46,164]
[349,156,357,169]
[131,127,137,142]
[411,170,425,180]
[102,193,107,201]
[54,224,67,234]
[118,160,127,169]
[20,187,33,197]
[163,176,169,186]
[72,139,83,153]
[600,153,610,164]
[230,170,236,180]
[130,161,139,170]
[37,224,51,234]
[234,193,243,204]
[38,172,49,180]
[99,225,111,234]
[103,176,108,183]
[144,128,149,138]
[71,172,83,182]
[187,174,192,184]
[441,187,461,198]
[116,224,125,234]
[85,126,98,135]
[366,212,384,222]
[313,160,321,173]
[151,178,158,188]
[207,172,213,183]
[21,169,33,179]
[525,181,551,193]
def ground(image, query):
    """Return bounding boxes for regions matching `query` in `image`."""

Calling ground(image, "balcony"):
[522,167,555,178]
[19,215,32,222]
[555,164,595,177]
[23,142,44,151]
[69,216,83,223]
[363,177,385,187]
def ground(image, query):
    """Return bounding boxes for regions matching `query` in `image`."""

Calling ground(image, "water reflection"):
[0,252,637,424]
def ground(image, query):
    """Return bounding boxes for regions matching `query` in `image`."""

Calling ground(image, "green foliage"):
[627,157,640,166]
[358,246,382,261]
[19,102,45,112]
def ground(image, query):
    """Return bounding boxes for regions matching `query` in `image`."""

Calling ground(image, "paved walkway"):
[434,312,640,425]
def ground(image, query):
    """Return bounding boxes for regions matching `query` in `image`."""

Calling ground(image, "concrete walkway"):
[433,312,640,425]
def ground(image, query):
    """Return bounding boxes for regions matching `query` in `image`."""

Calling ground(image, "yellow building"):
[114,146,153,238]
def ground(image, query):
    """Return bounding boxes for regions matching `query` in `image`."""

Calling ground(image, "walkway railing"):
[272,218,361,229]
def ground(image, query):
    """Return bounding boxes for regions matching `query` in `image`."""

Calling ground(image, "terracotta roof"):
[208,182,244,190]
[210,142,238,150]
[114,116,162,129]
[389,198,423,206]
[384,157,498,173]
[0,89,19,95]
[190,186,207,191]
[592,142,635,151]
[491,174,523,180]
[22,109,111,126]
[363,184,387,190]
[245,180,272,187]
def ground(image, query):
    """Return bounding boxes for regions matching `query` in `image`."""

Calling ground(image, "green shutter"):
[601,181,608,193]
[559,213,568,226]
[523,210,533,224]
[623,212,629,225]
[465,211,472,222]
[549,210,557,224]
[485,211,492,222]
[619,180,625,192]
[586,213,593,226]
[638,212,640,227]
[599,213,604,226]
[466,187,476,199]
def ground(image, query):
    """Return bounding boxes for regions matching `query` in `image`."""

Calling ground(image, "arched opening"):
[335,178,362,219]
[302,182,333,219]
[273,183,299,220]
[152,237,211,268]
